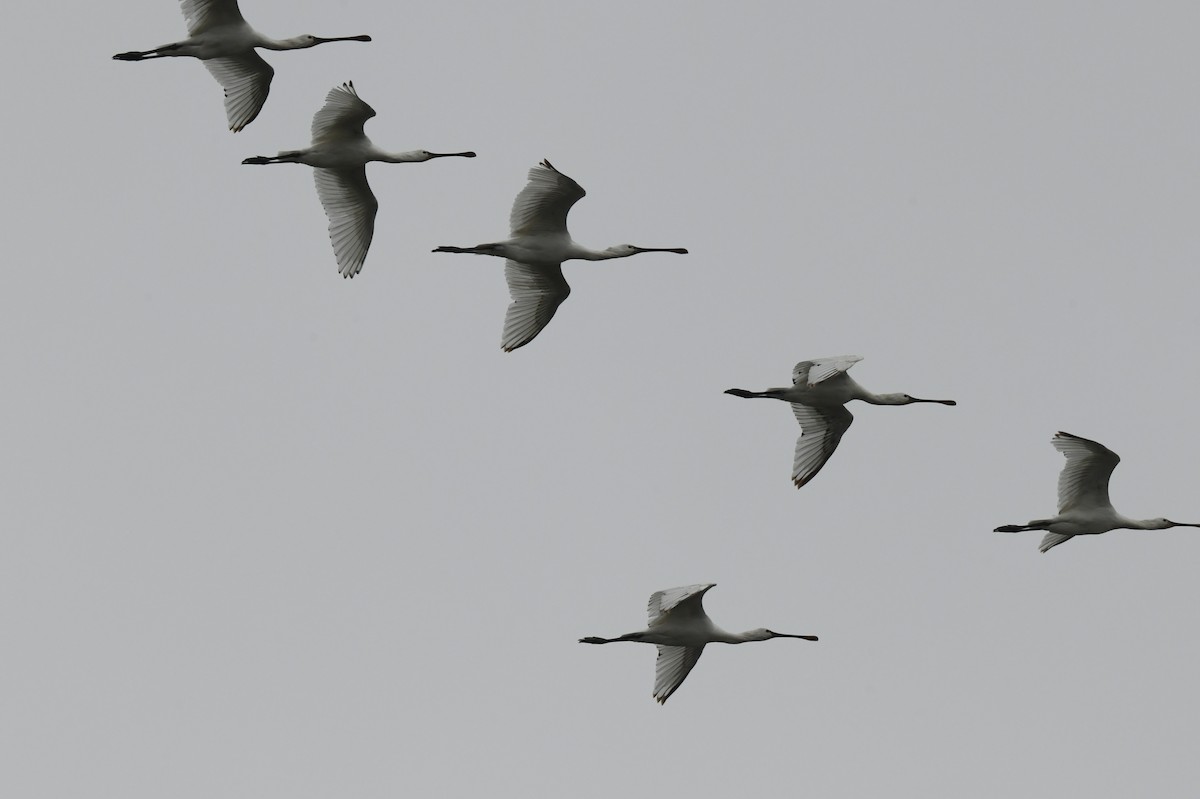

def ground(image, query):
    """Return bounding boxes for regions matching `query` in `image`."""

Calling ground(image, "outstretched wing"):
[180,0,246,36]
[653,645,704,704]
[791,404,854,488]
[509,160,586,237]
[203,52,273,132]
[1040,533,1075,553]
[1052,431,1120,514]
[314,167,378,278]
[311,82,376,144]
[501,261,571,351]
[792,355,863,387]
[647,583,715,627]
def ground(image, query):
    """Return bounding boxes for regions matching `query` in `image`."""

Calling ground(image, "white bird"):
[579,583,818,705]
[995,431,1200,553]
[113,0,372,131]
[725,355,956,489]
[242,82,476,278]
[432,160,688,351]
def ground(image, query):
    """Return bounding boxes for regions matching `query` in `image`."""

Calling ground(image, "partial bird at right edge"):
[433,160,687,351]
[725,355,956,489]
[994,431,1200,553]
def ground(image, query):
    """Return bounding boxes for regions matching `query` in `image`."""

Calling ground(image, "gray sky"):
[4,1,1200,796]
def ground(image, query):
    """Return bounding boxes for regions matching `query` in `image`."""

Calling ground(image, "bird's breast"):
[303,141,373,169]
[503,236,573,266]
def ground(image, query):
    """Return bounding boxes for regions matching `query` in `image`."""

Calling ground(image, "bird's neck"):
[860,391,908,406]
[378,151,425,163]
[714,629,760,644]
[574,245,627,261]
[259,36,310,51]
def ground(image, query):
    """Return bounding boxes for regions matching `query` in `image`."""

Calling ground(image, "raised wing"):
[792,355,863,387]
[311,82,376,144]
[501,261,571,351]
[791,404,854,488]
[509,160,586,237]
[314,167,378,278]
[180,0,245,36]
[1052,431,1120,513]
[202,53,273,132]
[1039,532,1075,553]
[653,645,704,704]
[647,583,715,626]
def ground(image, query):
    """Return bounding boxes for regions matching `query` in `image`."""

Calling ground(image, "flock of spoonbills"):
[114,0,1199,704]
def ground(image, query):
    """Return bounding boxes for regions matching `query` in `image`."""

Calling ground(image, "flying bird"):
[995,431,1200,553]
[580,583,818,705]
[432,160,687,351]
[725,355,956,489]
[242,82,476,277]
[113,0,372,131]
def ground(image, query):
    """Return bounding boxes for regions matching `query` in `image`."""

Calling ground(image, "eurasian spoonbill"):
[994,431,1200,553]
[113,0,371,131]
[580,583,818,704]
[725,355,956,489]
[242,82,476,278]
[432,160,687,351]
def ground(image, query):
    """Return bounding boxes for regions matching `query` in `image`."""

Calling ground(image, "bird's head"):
[603,244,689,259]
[283,34,372,49]
[1155,518,1200,529]
[745,628,819,642]
[393,150,477,163]
[877,392,957,406]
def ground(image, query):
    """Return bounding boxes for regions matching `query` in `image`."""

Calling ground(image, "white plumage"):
[434,160,688,351]
[581,584,818,704]
[113,0,372,132]
[995,432,1200,553]
[726,355,956,488]
[242,83,475,277]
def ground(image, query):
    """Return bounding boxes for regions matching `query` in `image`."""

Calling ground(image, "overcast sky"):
[5,2,1200,797]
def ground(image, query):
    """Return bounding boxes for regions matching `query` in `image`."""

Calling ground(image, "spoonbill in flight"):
[113,0,372,132]
[242,82,476,278]
[725,355,956,489]
[581,584,818,704]
[994,431,1200,553]
[432,160,687,351]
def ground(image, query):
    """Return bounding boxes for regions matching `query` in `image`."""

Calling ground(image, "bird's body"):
[580,584,817,704]
[242,82,475,278]
[433,160,687,351]
[995,431,1200,553]
[113,0,372,131]
[725,355,956,488]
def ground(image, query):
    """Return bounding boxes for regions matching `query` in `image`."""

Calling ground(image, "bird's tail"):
[241,150,304,165]
[432,244,500,255]
[724,388,779,399]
